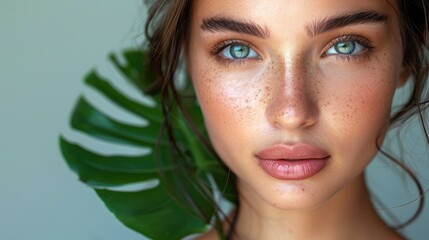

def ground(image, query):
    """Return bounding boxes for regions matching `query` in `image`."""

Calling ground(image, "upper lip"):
[255,143,330,160]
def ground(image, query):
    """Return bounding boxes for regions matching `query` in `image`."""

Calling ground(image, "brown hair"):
[392,0,429,124]
[144,0,429,235]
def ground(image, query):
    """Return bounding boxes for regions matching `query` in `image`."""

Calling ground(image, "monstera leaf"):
[60,49,236,239]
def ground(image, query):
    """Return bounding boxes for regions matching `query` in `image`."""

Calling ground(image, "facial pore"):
[187,0,408,211]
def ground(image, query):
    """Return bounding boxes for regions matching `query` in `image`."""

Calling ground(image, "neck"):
[232,174,395,240]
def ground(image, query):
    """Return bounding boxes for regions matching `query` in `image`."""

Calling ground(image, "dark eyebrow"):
[201,17,269,38]
[305,10,389,37]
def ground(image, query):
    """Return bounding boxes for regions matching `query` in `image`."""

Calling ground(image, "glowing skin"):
[187,0,408,239]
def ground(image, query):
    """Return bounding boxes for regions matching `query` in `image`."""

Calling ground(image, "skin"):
[186,0,409,239]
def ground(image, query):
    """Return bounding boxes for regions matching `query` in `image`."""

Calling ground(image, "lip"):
[255,144,330,180]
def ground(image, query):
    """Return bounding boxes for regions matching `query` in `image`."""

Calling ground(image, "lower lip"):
[257,158,329,180]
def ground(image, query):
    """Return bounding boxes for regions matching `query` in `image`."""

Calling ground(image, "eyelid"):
[211,39,261,60]
[321,34,374,58]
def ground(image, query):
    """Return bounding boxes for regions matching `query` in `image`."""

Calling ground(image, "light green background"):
[0,0,145,239]
[0,1,428,240]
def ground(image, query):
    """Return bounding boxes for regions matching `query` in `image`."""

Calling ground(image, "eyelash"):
[210,39,260,65]
[322,34,374,61]
[210,34,374,64]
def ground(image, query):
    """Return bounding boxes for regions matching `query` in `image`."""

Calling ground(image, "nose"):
[265,55,318,130]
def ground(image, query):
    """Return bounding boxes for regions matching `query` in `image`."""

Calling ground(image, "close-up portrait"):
[1,0,428,240]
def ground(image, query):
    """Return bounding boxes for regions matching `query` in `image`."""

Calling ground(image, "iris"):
[229,45,250,58]
[334,41,356,54]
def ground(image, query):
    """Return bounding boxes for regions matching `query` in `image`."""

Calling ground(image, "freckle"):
[324,101,330,108]
[301,188,305,192]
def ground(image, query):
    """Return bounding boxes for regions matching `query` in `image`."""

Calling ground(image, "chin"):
[238,175,343,212]
[265,191,337,211]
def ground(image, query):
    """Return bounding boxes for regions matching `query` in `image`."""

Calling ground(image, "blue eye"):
[220,44,259,59]
[326,40,365,56]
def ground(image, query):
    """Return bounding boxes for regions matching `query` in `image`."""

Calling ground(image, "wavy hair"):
[143,0,429,236]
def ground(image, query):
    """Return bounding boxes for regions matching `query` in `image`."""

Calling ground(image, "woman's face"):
[187,0,408,210]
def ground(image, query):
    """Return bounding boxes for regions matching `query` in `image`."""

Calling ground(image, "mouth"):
[255,143,330,180]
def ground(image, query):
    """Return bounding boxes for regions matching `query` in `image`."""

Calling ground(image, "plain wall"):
[0,1,145,239]
[0,1,428,240]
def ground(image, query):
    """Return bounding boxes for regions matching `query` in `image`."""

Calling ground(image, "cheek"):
[190,64,267,167]
[320,61,398,157]
[194,71,252,121]
[194,85,249,170]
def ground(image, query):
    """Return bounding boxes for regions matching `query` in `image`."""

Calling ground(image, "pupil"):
[335,41,355,54]
[230,45,249,58]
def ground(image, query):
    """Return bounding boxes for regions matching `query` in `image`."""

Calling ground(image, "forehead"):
[191,0,399,30]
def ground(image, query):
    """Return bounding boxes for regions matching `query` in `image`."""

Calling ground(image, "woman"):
[145,0,428,239]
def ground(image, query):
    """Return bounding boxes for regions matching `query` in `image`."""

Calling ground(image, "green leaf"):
[109,50,158,95]
[84,70,163,123]
[61,135,214,239]
[96,189,208,240]
[71,97,167,147]
[60,49,237,239]
[210,167,237,204]
[60,137,161,186]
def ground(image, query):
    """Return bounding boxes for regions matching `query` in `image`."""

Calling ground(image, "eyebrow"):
[305,10,389,37]
[201,17,269,38]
